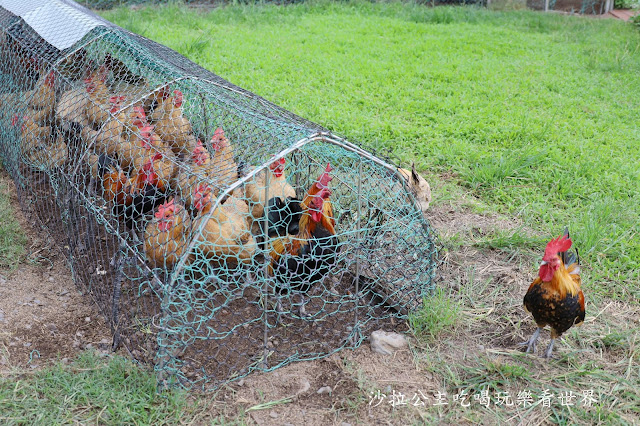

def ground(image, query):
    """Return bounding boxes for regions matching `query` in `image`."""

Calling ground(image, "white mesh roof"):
[0,0,107,49]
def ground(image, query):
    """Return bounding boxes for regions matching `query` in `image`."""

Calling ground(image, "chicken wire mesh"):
[0,0,439,390]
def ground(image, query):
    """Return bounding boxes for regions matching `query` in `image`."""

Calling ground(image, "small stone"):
[49,277,54,282]
[269,411,278,418]
[341,423,352,426]
[61,358,69,364]
[384,385,392,394]
[317,386,332,395]
[478,345,485,351]
[100,339,110,345]
[85,317,91,323]
[85,343,94,350]
[237,378,245,387]
[33,299,43,306]
[297,378,311,395]
[370,330,408,355]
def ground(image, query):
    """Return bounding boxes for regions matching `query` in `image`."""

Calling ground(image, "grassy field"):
[1,1,639,424]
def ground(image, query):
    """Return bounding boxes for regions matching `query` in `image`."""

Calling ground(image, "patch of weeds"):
[409,288,461,341]
[0,175,27,270]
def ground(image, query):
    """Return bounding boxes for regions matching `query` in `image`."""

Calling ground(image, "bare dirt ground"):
[0,171,111,371]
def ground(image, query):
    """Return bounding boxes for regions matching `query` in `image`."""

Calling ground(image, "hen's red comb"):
[155,199,175,219]
[139,124,154,135]
[211,128,227,151]
[315,163,333,189]
[133,105,146,116]
[109,95,126,104]
[108,96,126,113]
[158,85,171,101]
[193,184,212,211]
[213,127,225,139]
[173,90,183,108]
[544,234,572,259]
[195,183,211,195]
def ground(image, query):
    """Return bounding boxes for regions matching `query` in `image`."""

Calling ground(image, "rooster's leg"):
[543,338,555,358]
[520,327,542,353]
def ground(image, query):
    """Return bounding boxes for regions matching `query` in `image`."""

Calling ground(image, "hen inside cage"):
[0,4,438,391]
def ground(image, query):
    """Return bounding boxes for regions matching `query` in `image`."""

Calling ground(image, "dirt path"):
[0,171,111,371]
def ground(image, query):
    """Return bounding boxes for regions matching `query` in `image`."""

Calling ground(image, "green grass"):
[409,288,461,341]
[0,352,196,424]
[102,1,640,298]
[0,172,26,269]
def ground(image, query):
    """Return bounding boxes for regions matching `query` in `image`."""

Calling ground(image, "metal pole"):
[352,160,362,346]
[261,170,271,370]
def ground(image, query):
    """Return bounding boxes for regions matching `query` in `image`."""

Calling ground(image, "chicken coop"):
[0,0,439,390]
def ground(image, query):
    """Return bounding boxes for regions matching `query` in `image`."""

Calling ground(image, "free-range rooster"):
[521,229,585,358]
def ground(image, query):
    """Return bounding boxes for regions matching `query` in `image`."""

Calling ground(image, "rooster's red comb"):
[318,187,332,200]
[544,234,572,259]
[269,157,285,168]
[315,163,333,189]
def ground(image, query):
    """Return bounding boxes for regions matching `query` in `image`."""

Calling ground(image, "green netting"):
[0,0,439,391]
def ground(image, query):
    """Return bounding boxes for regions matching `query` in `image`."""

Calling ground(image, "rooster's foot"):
[542,338,555,359]
[519,327,542,354]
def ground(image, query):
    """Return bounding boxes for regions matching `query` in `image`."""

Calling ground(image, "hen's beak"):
[540,261,548,266]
